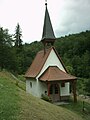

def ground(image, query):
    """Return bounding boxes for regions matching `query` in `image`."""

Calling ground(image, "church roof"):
[39,66,77,81]
[25,47,67,78]
[42,3,55,40]
[25,47,52,78]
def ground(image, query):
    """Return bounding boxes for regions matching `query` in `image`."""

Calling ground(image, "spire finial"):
[45,0,47,6]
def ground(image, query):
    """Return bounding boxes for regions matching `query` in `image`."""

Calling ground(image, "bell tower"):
[41,1,56,54]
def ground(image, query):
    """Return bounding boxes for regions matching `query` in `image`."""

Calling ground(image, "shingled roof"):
[39,66,77,81]
[25,47,67,78]
[42,3,55,40]
[25,47,52,78]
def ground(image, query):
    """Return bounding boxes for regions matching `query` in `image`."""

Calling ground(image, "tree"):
[0,27,13,46]
[0,27,14,70]
[81,50,90,78]
[85,79,90,95]
[14,23,23,47]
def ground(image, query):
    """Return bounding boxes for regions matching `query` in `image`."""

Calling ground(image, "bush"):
[41,94,52,102]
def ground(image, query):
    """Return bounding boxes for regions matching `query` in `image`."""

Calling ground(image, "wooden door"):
[49,84,60,102]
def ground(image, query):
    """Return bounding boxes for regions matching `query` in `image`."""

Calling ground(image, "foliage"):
[85,79,90,95]
[0,27,13,47]
[14,23,22,47]
[55,30,90,78]
[41,94,52,102]
[18,75,26,82]
[77,78,89,95]
[0,27,17,70]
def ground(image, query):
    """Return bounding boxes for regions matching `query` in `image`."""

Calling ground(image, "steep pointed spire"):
[41,2,55,46]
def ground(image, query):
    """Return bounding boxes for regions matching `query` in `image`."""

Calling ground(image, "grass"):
[0,70,85,120]
[60,99,90,120]
[0,71,20,120]
[18,75,26,82]
[19,93,84,120]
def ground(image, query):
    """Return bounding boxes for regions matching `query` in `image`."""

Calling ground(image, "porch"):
[46,80,77,103]
[39,66,77,103]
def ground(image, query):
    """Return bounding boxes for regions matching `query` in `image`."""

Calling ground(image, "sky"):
[0,0,90,43]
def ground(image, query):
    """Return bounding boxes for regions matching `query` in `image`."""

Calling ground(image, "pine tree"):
[14,23,22,47]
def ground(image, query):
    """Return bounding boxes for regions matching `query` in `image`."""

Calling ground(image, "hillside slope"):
[0,71,84,120]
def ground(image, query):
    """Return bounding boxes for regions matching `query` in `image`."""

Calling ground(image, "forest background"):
[0,24,90,95]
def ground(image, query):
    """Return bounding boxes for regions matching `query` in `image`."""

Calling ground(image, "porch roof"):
[39,66,77,81]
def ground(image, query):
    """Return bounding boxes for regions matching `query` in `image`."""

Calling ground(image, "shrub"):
[41,94,52,102]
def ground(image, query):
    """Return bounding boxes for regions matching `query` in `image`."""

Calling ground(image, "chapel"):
[25,2,77,102]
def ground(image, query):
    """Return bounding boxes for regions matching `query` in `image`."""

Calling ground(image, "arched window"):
[30,82,32,88]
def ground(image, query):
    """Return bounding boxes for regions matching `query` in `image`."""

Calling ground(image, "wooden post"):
[47,82,50,96]
[72,80,77,103]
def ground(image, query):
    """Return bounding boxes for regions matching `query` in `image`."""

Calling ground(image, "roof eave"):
[25,76,36,79]
[39,78,77,82]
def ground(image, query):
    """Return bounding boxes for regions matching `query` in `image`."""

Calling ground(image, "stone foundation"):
[60,96,70,101]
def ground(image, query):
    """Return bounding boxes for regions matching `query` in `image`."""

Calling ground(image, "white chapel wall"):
[36,80,47,97]
[26,78,47,98]
[26,79,38,97]
[37,49,66,79]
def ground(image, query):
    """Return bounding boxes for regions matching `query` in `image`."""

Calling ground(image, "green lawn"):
[0,71,85,120]
[60,99,90,120]
[0,71,20,120]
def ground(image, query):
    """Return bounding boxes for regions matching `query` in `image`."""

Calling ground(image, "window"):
[61,82,65,87]
[45,91,47,95]
[30,82,32,88]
